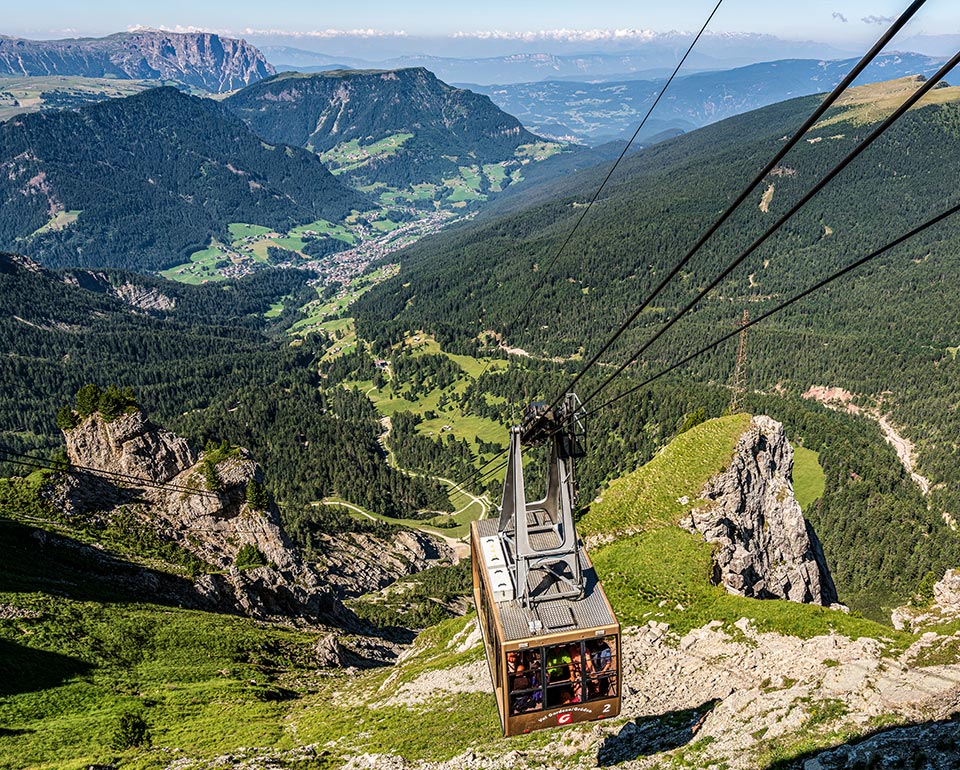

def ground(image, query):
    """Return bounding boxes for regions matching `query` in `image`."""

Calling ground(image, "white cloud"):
[126,24,408,39]
[832,12,848,23]
[451,28,663,43]
[240,28,408,39]
[128,24,222,34]
[861,15,895,25]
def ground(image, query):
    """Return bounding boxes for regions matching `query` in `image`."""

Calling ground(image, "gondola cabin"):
[471,395,621,735]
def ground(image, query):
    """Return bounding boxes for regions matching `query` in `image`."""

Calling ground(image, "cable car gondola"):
[471,394,621,735]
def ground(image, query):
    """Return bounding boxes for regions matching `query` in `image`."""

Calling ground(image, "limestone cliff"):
[0,31,274,92]
[64,408,194,485]
[314,530,455,599]
[681,415,838,605]
[62,409,340,624]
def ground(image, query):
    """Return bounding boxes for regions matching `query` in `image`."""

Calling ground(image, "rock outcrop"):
[61,409,340,625]
[681,415,838,605]
[892,568,960,631]
[314,529,455,599]
[64,408,194,485]
[0,31,274,92]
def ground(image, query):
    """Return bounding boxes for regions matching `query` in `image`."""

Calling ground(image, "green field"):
[483,163,508,191]
[29,210,81,238]
[227,222,272,241]
[372,218,401,233]
[444,170,484,203]
[263,301,284,319]
[515,141,564,161]
[158,240,233,284]
[287,218,356,244]
[357,333,509,453]
[0,76,154,122]
[792,445,826,511]
[320,132,414,174]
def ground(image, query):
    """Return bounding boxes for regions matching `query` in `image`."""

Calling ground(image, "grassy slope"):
[792,445,826,511]
[0,415,921,768]
[0,511,326,770]
[582,415,910,645]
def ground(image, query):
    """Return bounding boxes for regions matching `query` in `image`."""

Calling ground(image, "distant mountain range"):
[258,32,858,84]
[468,52,950,144]
[0,88,365,271]
[0,30,274,93]
[269,51,701,86]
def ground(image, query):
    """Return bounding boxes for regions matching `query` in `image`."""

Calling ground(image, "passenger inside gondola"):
[508,651,543,714]
[546,645,572,682]
[584,637,618,700]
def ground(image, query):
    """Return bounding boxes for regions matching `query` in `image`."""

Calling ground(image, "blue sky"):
[4,0,952,43]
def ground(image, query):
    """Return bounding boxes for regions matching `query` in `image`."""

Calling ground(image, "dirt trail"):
[876,413,931,494]
[802,386,932,496]
[323,499,470,557]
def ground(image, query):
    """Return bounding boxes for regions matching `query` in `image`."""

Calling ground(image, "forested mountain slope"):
[356,78,960,359]
[354,78,960,609]
[225,68,555,197]
[0,87,366,271]
[0,253,441,534]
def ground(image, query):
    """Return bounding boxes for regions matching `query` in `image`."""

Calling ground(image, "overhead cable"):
[465,0,727,393]
[579,47,960,412]
[0,445,219,498]
[586,200,960,416]
[534,0,929,420]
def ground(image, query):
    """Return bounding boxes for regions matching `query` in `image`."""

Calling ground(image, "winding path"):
[802,385,933,496]
[321,499,471,557]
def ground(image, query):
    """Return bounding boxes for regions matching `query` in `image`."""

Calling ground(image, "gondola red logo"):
[557,712,573,725]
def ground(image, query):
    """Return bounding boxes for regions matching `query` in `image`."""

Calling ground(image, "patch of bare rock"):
[52,407,450,646]
[339,617,960,770]
[893,568,960,632]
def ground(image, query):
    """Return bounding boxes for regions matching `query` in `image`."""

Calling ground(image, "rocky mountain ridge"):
[682,415,839,606]
[53,401,455,629]
[0,30,273,93]
[60,407,338,624]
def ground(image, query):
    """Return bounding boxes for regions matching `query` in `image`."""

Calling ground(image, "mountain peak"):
[226,67,542,188]
[0,30,274,92]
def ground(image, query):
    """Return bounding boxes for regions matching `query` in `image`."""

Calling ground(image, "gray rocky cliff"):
[61,409,341,625]
[315,529,455,599]
[0,31,274,92]
[892,567,960,631]
[65,409,195,484]
[681,415,838,605]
